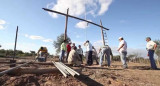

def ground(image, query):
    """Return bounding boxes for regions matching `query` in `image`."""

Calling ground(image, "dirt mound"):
[0,61,160,86]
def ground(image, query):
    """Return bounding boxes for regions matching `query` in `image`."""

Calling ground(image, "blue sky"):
[0,0,160,57]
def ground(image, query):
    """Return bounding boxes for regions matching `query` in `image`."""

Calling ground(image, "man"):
[146,37,157,70]
[37,46,48,62]
[68,46,81,66]
[72,43,77,49]
[117,37,128,69]
[84,40,93,66]
[77,45,83,63]
[99,45,113,67]
[59,40,67,62]
[66,42,71,62]
[92,46,99,65]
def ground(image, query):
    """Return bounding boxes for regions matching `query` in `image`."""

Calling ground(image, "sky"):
[0,0,160,57]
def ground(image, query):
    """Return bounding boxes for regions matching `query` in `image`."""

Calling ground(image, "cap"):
[119,37,123,39]
[146,37,151,40]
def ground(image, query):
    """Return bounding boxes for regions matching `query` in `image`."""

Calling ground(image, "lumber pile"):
[52,61,80,77]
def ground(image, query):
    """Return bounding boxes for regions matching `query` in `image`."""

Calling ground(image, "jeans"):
[87,51,93,66]
[59,50,65,62]
[99,47,110,66]
[148,50,157,69]
[120,51,127,68]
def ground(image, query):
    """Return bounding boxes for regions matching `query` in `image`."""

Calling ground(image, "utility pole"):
[100,20,105,46]
[64,8,69,40]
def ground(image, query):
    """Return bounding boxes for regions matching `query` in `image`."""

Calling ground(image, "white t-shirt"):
[146,41,156,50]
[85,42,92,51]
[77,48,83,55]
[118,40,127,53]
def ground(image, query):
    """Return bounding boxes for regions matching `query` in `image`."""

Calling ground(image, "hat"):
[146,37,151,40]
[119,37,123,39]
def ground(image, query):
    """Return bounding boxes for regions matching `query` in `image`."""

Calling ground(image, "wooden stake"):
[13,26,18,60]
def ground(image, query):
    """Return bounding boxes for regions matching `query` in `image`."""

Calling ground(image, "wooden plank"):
[43,8,109,30]
[0,67,81,75]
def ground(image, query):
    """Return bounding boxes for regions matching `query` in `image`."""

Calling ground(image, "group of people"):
[59,40,112,67]
[59,40,83,66]
[37,36,158,70]
[116,36,158,70]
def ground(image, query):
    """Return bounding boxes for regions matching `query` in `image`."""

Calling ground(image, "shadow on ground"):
[75,74,103,86]
[128,66,160,70]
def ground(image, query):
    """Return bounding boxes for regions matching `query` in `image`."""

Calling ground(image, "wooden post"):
[64,8,69,40]
[13,26,18,60]
[100,20,105,46]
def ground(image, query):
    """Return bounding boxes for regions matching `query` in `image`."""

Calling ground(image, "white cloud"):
[29,35,44,40]
[98,0,112,15]
[47,0,112,18]
[0,19,6,24]
[0,25,4,30]
[43,39,53,43]
[75,21,89,29]
[0,19,6,30]
[24,34,54,43]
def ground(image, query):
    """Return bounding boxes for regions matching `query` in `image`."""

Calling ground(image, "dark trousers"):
[87,51,93,66]
[148,50,157,69]
[66,51,70,62]
[79,54,83,63]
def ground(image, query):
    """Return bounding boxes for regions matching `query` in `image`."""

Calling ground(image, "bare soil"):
[0,57,160,86]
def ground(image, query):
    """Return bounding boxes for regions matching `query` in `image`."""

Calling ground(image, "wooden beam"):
[100,20,105,46]
[0,62,31,76]
[0,67,81,75]
[0,62,71,65]
[64,8,69,40]
[43,8,109,30]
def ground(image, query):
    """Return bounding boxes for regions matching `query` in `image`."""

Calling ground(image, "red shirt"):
[66,44,71,52]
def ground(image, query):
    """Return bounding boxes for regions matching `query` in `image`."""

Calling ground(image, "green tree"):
[53,33,71,54]
[154,40,160,60]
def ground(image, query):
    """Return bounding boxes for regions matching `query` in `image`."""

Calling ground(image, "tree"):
[53,33,71,54]
[154,40,160,60]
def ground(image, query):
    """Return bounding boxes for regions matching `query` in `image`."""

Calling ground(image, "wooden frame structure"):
[43,8,109,45]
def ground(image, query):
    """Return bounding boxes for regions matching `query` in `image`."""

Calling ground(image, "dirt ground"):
[0,58,160,86]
